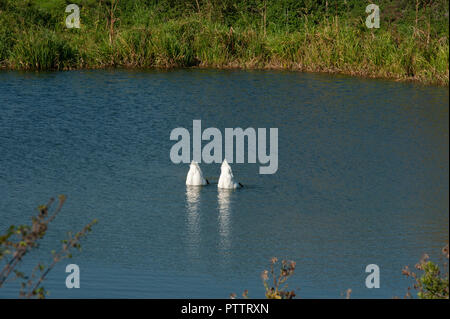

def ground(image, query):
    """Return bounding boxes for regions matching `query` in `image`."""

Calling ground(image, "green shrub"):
[403,245,449,299]
[9,30,78,70]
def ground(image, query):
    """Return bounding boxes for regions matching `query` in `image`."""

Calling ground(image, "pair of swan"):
[186,159,243,189]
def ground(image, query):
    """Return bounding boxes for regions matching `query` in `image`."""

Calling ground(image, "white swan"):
[186,161,209,186]
[218,159,243,189]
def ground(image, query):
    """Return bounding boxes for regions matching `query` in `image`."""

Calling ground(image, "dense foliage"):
[0,0,448,84]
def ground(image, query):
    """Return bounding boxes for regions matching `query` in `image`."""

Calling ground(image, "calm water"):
[0,69,448,298]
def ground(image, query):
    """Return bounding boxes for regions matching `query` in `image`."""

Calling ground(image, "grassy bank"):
[0,0,448,85]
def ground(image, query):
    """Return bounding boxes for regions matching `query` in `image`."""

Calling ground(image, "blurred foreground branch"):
[0,195,97,298]
[403,244,449,299]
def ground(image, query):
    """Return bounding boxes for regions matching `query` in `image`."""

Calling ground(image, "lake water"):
[0,69,448,298]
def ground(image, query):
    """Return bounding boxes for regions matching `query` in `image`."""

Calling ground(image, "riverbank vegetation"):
[0,0,448,85]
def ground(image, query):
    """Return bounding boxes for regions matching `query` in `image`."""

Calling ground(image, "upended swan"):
[186,161,209,186]
[218,159,243,189]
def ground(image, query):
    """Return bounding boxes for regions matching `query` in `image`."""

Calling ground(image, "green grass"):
[0,0,448,85]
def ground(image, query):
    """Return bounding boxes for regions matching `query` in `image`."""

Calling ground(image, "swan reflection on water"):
[218,188,233,252]
[185,186,202,257]
[185,186,234,260]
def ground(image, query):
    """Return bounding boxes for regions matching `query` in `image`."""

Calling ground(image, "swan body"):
[218,159,242,189]
[186,161,208,186]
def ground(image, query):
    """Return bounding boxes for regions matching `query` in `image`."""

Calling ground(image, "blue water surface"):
[0,69,448,298]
